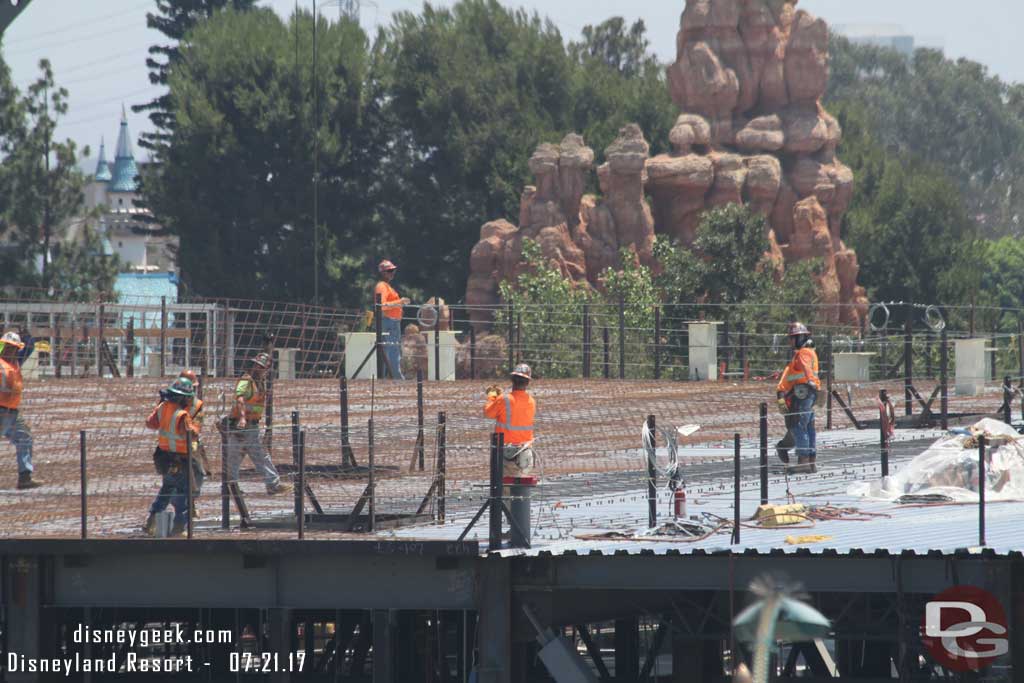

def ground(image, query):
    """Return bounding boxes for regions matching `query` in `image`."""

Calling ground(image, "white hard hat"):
[0,332,24,349]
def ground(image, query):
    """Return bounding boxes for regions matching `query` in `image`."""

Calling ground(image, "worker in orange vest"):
[143,377,202,536]
[0,330,41,489]
[776,322,820,473]
[484,363,536,478]
[157,369,211,519]
[374,260,410,379]
[227,352,290,494]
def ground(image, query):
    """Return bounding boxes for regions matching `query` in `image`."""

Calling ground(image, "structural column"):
[614,617,639,681]
[373,609,395,683]
[5,555,55,683]
[268,608,292,683]
[476,558,511,683]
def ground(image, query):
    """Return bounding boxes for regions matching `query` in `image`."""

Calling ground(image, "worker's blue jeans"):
[792,392,817,459]
[0,409,33,473]
[382,317,405,379]
[149,460,203,525]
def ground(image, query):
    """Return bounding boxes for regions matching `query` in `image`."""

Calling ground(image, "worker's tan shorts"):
[502,444,535,478]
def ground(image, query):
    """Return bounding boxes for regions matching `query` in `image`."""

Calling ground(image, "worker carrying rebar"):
[777,322,820,473]
[374,259,410,380]
[226,352,290,495]
[143,377,203,536]
[0,330,42,490]
[160,369,212,518]
[484,363,536,478]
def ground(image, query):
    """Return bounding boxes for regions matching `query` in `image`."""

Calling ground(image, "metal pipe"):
[339,375,353,468]
[417,369,425,470]
[940,328,949,430]
[292,411,301,521]
[879,390,890,478]
[435,304,441,381]
[438,411,447,523]
[826,332,833,430]
[220,422,230,529]
[469,324,476,380]
[904,317,913,417]
[979,435,986,547]
[647,414,656,528]
[582,302,591,379]
[160,296,167,377]
[732,434,741,545]
[186,424,194,540]
[375,293,384,379]
[618,298,626,380]
[1003,376,1013,425]
[507,303,514,374]
[723,319,731,377]
[603,327,610,379]
[80,430,87,539]
[759,403,768,505]
[654,305,661,380]
[489,432,503,549]
[96,304,104,375]
[368,417,375,532]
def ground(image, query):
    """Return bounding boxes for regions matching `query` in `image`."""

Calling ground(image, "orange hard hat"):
[378,260,397,272]
[179,369,198,384]
[787,322,810,337]
[511,363,532,380]
[252,352,272,369]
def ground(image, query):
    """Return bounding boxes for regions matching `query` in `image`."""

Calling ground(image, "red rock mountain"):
[466,0,868,328]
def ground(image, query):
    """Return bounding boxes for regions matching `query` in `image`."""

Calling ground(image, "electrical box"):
[955,338,988,396]
[689,322,720,381]
[834,352,874,382]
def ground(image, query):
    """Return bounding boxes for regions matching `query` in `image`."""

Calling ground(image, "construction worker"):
[158,369,211,518]
[374,260,410,379]
[776,322,820,473]
[227,352,290,494]
[0,330,41,489]
[484,363,536,478]
[143,377,202,536]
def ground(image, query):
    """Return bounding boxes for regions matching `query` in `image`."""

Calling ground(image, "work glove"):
[777,398,789,415]
[486,385,502,399]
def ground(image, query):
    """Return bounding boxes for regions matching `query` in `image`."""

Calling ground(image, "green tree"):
[46,226,121,302]
[133,0,258,153]
[146,8,385,304]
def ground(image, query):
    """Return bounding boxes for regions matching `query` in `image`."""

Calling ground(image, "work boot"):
[808,455,818,474]
[787,456,813,475]
[16,471,42,490]
[266,481,292,495]
[169,520,187,537]
[142,513,158,536]
[191,502,201,521]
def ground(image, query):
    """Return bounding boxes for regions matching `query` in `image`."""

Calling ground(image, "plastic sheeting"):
[850,418,1024,502]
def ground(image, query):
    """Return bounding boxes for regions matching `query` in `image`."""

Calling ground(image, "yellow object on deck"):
[753,503,807,527]
[785,534,833,545]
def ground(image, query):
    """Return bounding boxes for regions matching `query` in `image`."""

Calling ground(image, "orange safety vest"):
[232,375,265,421]
[157,402,190,455]
[374,281,403,320]
[776,347,821,394]
[485,390,535,446]
[0,358,23,410]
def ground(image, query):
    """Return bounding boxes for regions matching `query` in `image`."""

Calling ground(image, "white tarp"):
[849,418,1024,502]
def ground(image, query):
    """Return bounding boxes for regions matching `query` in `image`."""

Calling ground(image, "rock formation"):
[465,0,868,326]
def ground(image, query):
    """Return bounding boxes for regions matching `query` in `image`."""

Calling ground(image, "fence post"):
[507,303,514,374]
[826,332,834,430]
[469,325,476,380]
[221,426,230,529]
[979,435,986,547]
[926,329,933,380]
[732,434,741,545]
[1019,318,1024,422]
[516,311,523,364]
[417,370,425,471]
[80,430,87,539]
[582,302,591,379]
[435,304,441,381]
[722,319,731,377]
[375,293,384,379]
[1003,376,1013,425]
[82,319,89,377]
[368,417,376,533]
[904,317,913,417]
[603,327,610,379]
[739,322,748,381]
[940,328,949,430]
[618,298,626,380]
[879,391,890,478]
[298,429,306,540]
[160,296,167,377]
[265,370,274,455]
[438,411,447,523]
[654,305,661,381]
[292,411,301,521]
[96,304,104,376]
[759,404,768,505]
[489,433,503,548]
[55,323,62,378]
[70,312,77,377]
[646,415,656,529]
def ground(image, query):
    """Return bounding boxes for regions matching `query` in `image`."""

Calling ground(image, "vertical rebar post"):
[979,435,986,547]
[375,293,384,379]
[220,426,230,529]
[126,316,135,378]
[654,305,661,381]
[438,411,447,523]
[186,427,194,540]
[1003,376,1013,425]
[904,316,913,417]
[417,370,425,470]
[759,404,768,505]
[603,327,610,379]
[618,298,626,380]
[435,303,441,381]
[55,323,62,378]
[97,304,104,376]
[646,415,656,529]
[582,302,591,379]
[879,391,890,478]
[160,296,167,377]
[723,319,731,377]
[739,322,747,380]
[826,332,834,430]
[298,429,306,540]
[339,375,353,468]
[489,432,503,549]
[940,329,949,430]
[469,325,477,380]
[368,417,376,533]
[292,411,301,521]
[506,303,514,374]
[80,430,87,539]
[732,434,741,545]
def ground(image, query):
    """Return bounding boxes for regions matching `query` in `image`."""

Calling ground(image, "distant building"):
[83,108,177,274]
[835,24,916,59]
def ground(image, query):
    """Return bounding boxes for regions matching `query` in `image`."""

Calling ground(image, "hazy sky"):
[4,0,1023,163]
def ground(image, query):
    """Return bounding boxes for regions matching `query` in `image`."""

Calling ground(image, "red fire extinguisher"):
[673,486,687,518]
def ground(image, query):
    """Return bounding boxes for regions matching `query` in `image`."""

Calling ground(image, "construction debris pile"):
[849,418,1024,502]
